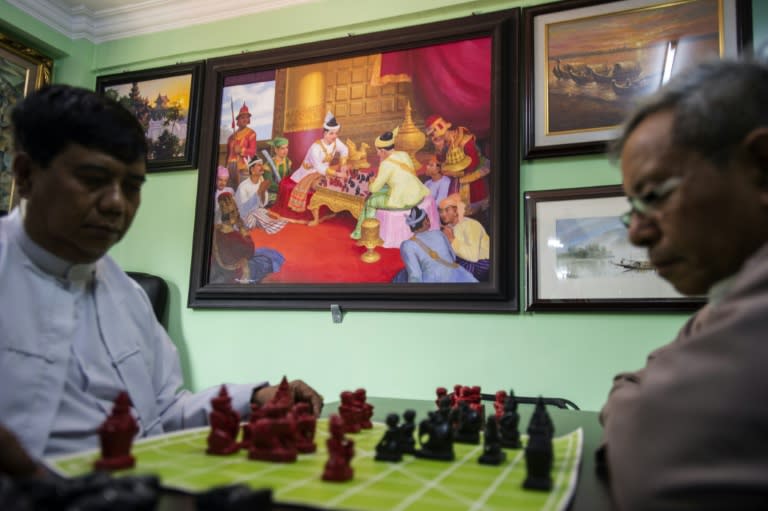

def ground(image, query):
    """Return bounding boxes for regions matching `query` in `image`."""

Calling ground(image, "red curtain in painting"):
[377,37,492,140]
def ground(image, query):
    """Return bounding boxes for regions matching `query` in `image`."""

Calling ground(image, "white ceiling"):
[8,0,312,43]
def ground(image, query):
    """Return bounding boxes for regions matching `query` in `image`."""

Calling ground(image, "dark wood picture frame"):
[0,31,53,214]
[95,61,204,172]
[188,9,520,311]
[525,185,705,312]
[522,0,752,159]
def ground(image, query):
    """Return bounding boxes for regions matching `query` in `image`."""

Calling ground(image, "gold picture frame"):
[0,31,53,213]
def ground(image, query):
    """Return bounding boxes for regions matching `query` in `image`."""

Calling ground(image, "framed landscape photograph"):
[522,0,752,159]
[188,9,520,311]
[525,185,705,311]
[0,32,52,214]
[96,62,204,172]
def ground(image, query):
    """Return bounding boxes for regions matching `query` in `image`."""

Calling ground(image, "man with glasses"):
[598,58,768,510]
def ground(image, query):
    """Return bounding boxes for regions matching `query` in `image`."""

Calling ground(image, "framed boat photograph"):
[524,185,705,311]
[188,9,520,311]
[522,0,752,159]
[0,32,52,214]
[96,61,204,172]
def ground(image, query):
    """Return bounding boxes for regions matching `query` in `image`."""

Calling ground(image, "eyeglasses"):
[620,176,683,227]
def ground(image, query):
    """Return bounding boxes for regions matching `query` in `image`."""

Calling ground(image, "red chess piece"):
[248,403,297,463]
[353,388,374,429]
[270,376,294,409]
[322,414,354,482]
[293,402,317,454]
[338,391,361,434]
[206,385,241,455]
[241,401,267,448]
[436,387,448,408]
[94,391,139,471]
[494,390,508,419]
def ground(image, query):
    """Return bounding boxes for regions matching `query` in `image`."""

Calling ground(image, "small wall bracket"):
[330,304,343,324]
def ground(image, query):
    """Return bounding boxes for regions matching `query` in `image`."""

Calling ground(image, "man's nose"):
[626,212,660,247]
[99,182,127,214]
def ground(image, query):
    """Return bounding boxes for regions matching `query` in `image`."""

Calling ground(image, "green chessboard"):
[46,420,583,511]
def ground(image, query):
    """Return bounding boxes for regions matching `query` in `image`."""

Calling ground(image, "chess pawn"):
[293,402,317,453]
[206,385,241,455]
[478,416,506,466]
[398,409,417,455]
[374,414,402,462]
[353,388,374,429]
[499,394,522,449]
[323,415,354,482]
[338,391,361,434]
[94,391,139,470]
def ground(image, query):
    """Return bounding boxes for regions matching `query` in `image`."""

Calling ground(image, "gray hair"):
[611,58,768,166]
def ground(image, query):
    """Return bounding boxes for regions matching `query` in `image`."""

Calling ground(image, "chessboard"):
[46,419,583,511]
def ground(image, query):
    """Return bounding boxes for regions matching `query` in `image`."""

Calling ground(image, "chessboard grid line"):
[324,457,418,508]
[468,448,526,511]
[547,428,583,511]
[391,444,484,511]
[543,429,578,511]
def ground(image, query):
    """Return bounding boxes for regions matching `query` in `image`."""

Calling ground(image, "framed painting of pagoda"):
[522,0,752,159]
[188,9,520,311]
[96,61,204,172]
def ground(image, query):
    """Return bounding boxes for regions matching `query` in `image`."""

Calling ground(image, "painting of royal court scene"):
[522,0,746,158]
[206,37,494,287]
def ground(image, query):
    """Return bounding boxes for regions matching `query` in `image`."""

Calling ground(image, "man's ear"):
[11,152,34,198]
[743,127,768,204]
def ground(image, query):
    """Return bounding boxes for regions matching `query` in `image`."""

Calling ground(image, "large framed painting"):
[522,0,752,159]
[188,10,520,311]
[96,62,204,172]
[525,185,705,311]
[0,32,52,214]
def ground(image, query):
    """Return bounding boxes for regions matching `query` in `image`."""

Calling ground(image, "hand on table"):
[253,379,324,417]
[0,423,41,478]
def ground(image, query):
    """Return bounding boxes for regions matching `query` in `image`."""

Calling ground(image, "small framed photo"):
[0,32,53,214]
[524,185,705,311]
[522,0,752,159]
[96,61,204,172]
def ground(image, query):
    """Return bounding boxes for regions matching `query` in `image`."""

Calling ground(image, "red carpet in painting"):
[249,213,405,283]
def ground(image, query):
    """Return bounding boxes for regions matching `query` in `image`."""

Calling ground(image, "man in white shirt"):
[0,85,322,470]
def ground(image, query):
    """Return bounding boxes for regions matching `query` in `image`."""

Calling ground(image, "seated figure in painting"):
[269,112,349,223]
[393,207,477,284]
[211,192,285,284]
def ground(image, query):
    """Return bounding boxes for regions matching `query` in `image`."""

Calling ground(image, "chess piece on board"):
[478,416,506,466]
[353,388,374,429]
[398,409,417,455]
[453,400,482,444]
[523,398,554,491]
[206,385,241,455]
[374,413,403,462]
[94,391,139,471]
[499,392,522,449]
[322,414,354,482]
[293,402,317,453]
[493,390,508,419]
[414,410,454,461]
[248,402,297,463]
[338,391,362,434]
[270,376,294,409]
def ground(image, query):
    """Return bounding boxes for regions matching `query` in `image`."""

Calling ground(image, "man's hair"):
[611,58,768,166]
[11,84,147,167]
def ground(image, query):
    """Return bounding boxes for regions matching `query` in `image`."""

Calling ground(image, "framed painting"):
[522,0,752,159]
[0,32,52,214]
[96,61,204,172]
[525,185,705,311]
[188,9,520,311]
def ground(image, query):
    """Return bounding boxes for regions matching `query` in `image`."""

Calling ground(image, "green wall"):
[4,0,766,411]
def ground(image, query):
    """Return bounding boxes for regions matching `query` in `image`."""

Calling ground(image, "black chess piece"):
[453,401,482,444]
[414,410,454,461]
[375,413,403,462]
[478,416,506,466]
[398,409,417,455]
[499,393,522,449]
[523,398,554,491]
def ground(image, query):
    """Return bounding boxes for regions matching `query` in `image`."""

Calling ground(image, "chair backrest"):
[126,271,169,328]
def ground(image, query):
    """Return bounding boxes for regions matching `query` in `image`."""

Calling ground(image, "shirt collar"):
[9,208,96,282]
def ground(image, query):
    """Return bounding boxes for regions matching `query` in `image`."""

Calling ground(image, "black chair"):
[126,271,169,328]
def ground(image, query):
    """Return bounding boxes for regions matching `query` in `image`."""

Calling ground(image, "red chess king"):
[94,391,139,470]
